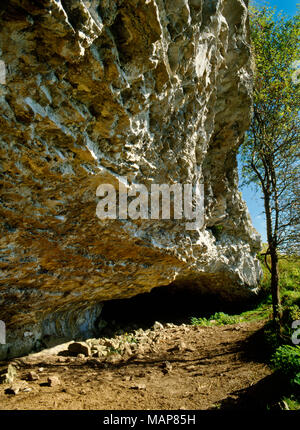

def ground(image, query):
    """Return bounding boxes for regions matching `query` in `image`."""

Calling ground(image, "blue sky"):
[250,0,298,15]
[238,0,298,243]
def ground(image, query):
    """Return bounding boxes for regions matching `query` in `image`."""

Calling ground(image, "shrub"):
[211,312,240,325]
[190,316,211,326]
[263,304,300,352]
[191,312,240,326]
[271,345,300,386]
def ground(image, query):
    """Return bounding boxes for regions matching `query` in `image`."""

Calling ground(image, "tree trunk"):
[270,245,282,331]
[264,188,282,332]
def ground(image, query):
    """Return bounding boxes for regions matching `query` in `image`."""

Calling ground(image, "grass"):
[190,304,271,326]
[258,251,300,307]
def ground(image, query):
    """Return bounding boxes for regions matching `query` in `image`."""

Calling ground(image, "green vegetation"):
[190,305,271,327]
[268,343,300,409]
[271,345,300,386]
[282,395,300,411]
[122,332,138,344]
[258,251,300,307]
[191,312,239,326]
[264,304,300,351]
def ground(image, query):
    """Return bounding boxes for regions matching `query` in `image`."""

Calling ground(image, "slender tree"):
[240,6,300,330]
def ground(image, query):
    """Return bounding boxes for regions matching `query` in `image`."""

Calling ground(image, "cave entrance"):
[99,283,250,330]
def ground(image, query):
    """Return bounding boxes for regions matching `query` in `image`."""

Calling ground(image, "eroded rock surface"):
[0,0,261,359]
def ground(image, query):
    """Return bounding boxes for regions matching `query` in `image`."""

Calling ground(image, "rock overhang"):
[0,0,261,359]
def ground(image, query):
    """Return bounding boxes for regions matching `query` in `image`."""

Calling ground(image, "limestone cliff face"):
[0,0,261,359]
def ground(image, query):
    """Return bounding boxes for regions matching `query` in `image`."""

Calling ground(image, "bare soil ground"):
[0,320,280,410]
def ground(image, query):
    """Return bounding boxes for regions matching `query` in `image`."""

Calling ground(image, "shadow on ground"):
[216,372,292,410]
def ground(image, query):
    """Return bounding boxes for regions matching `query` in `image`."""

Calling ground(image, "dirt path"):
[0,320,275,410]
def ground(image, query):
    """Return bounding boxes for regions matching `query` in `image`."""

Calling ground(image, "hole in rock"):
[99,283,254,331]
